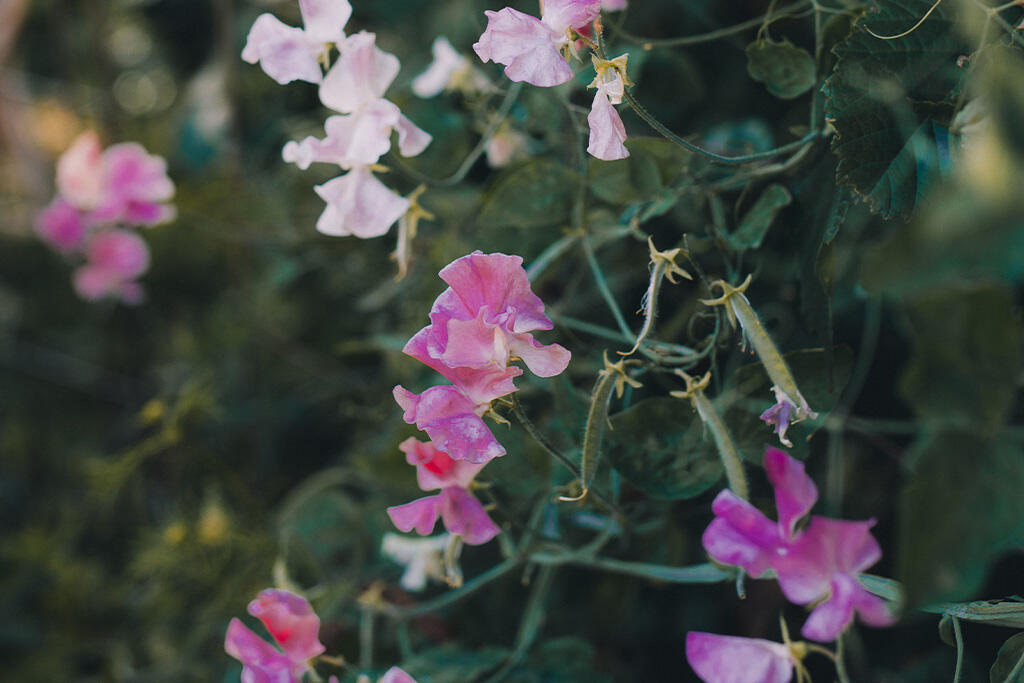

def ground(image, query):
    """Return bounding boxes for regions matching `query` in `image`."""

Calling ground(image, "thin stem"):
[358,607,374,670]
[952,616,964,683]
[527,231,580,282]
[582,234,635,339]
[376,557,523,619]
[835,633,852,683]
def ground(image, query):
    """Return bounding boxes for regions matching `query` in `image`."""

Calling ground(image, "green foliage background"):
[1,0,1023,681]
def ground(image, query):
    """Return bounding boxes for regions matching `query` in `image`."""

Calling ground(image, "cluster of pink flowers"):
[226,588,416,683]
[35,131,175,304]
[243,0,431,238]
[473,0,631,160]
[388,251,570,545]
[686,448,893,681]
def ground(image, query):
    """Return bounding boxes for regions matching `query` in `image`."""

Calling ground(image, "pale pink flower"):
[686,632,796,683]
[473,0,602,87]
[225,588,325,683]
[587,55,630,160]
[36,198,86,253]
[485,125,531,167]
[387,438,500,545]
[319,31,400,114]
[313,168,410,238]
[381,532,451,591]
[56,131,104,210]
[242,0,352,84]
[413,37,493,98]
[92,142,176,227]
[72,229,150,304]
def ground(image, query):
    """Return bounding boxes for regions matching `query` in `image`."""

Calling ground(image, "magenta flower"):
[602,0,628,9]
[702,448,892,642]
[387,438,500,545]
[72,229,150,304]
[225,588,325,683]
[242,0,352,84]
[473,0,601,87]
[91,142,176,227]
[686,632,797,683]
[36,198,87,253]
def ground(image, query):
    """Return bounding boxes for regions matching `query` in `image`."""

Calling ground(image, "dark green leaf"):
[746,39,817,99]
[604,397,724,500]
[898,285,1022,431]
[898,431,1024,606]
[729,183,793,250]
[401,644,509,683]
[505,637,612,683]
[991,633,1024,683]
[478,159,580,228]
[589,138,691,205]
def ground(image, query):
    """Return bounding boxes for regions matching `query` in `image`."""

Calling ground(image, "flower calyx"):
[669,370,710,402]
[601,351,643,399]
[647,235,692,284]
[589,53,633,93]
[700,274,752,329]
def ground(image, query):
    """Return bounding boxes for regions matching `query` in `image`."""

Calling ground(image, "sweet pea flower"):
[313,168,410,238]
[393,383,507,464]
[91,142,176,227]
[473,0,602,87]
[686,632,801,683]
[36,198,86,253]
[485,124,532,167]
[703,448,893,642]
[379,668,418,683]
[72,229,150,304]
[381,532,451,591]
[413,37,494,98]
[587,54,630,161]
[56,130,104,210]
[225,588,325,683]
[387,438,500,545]
[242,0,352,84]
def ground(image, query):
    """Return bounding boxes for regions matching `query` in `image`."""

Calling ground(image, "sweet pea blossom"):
[36,199,86,253]
[473,0,602,87]
[242,0,352,84]
[587,54,630,160]
[72,229,150,304]
[313,167,411,238]
[387,438,500,545]
[413,37,494,98]
[702,448,893,642]
[381,532,451,591]
[686,632,800,683]
[225,588,325,683]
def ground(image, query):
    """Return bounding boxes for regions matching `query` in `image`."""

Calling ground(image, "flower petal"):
[314,168,409,238]
[685,632,794,683]
[587,90,629,161]
[380,667,419,683]
[56,131,104,209]
[702,489,782,578]
[242,13,323,85]
[388,495,443,536]
[319,31,399,113]
[399,437,485,490]
[396,114,433,157]
[224,618,301,683]
[440,487,500,545]
[472,8,573,87]
[36,198,86,253]
[247,589,325,663]
[764,448,818,540]
[542,0,602,32]
[297,0,351,44]
[413,36,464,98]
[393,385,506,463]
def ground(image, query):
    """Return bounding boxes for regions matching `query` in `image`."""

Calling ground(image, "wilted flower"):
[386,438,500,545]
[473,0,602,87]
[225,588,325,683]
[241,0,352,84]
[686,632,801,683]
[587,54,631,160]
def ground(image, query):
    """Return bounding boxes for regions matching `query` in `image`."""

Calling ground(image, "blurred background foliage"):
[1,0,1023,681]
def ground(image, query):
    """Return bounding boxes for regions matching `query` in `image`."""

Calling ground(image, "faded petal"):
[702,489,782,578]
[388,495,443,536]
[380,667,419,683]
[57,131,105,210]
[247,589,325,663]
[224,618,303,683]
[314,168,409,238]
[440,487,500,545]
[393,384,506,463]
[542,0,602,32]
[399,437,484,490]
[413,36,464,97]
[297,0,351,44]
[686,632,794,683]
[764,448,818,540]
[473,8,574,88]
[587,90,629,161]
[242,13,324,85]
[760,398,795,447]
[319,31,400,113]
[36,198,86,253]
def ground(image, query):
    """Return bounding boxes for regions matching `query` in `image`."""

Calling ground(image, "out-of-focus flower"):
[225,588,325,683]
[36,199,86,253]
[91,142,176,227]
[485,124,531,167]
[387,438,500,545]
[56,130,104,210]
[473,0,602,87]
[381,532,451,591]
[242,0,352,84]
[72,229,150,304]
[587,54,630,160]
[686,632,800,683]
[379,668,418,683]
[413,37,494,98]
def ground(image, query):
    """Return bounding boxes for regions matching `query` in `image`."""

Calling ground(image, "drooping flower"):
[702,448,893,642]
[225,588,325,683]
[72,229,150,304]
[381,532,451,591]
[386,438,500,545]
[473,0,602,87]
[587,54,631,161]
[241,0,352,84]
[686,632,799,683]
[413,37,494,98]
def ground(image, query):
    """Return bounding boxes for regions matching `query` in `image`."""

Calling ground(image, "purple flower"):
[473,0,601,87]
[36,198,87,253]
[225,589,325,683]
[387,438,500,545]
[686,632,797,683]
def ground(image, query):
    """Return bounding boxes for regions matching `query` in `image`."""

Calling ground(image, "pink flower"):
[36,198,87,253]
[225,588,325,683]
[393,384,507,463]
[242,0,352,84]
[686,632,796,683]
[387,438,500,545]
[602,0,628,10]
[702,448,892,642]
[379,668,418,683]
[56,131,104,210]
[413,37,465,98]
[91,142,176,227]
[313,168,410,238]
[319,31,400,114]
[587,55,630,161]
[72,229,150,304]
[473,0,602,87]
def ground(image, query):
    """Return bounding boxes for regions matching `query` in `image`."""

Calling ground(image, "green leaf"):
[992,633,1024,683]
[926,597,1024,629]
[823,0,972,217]
[477,159,580,228]
[401,644,509,683]
[898,430,1024,606]
[729,183,793,250]
[746,39,817,100]
[604,397,724,500]
[898,285,1022,431]
[589,138,691,205]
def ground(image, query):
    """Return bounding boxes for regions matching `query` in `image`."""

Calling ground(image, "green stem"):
[952,616,964,683]
[526,232,580,282]
[582,234,635,339]
[482,565,558,683]
[835,633,851,683]
[359,607,374,670]
[531,553,733,584]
